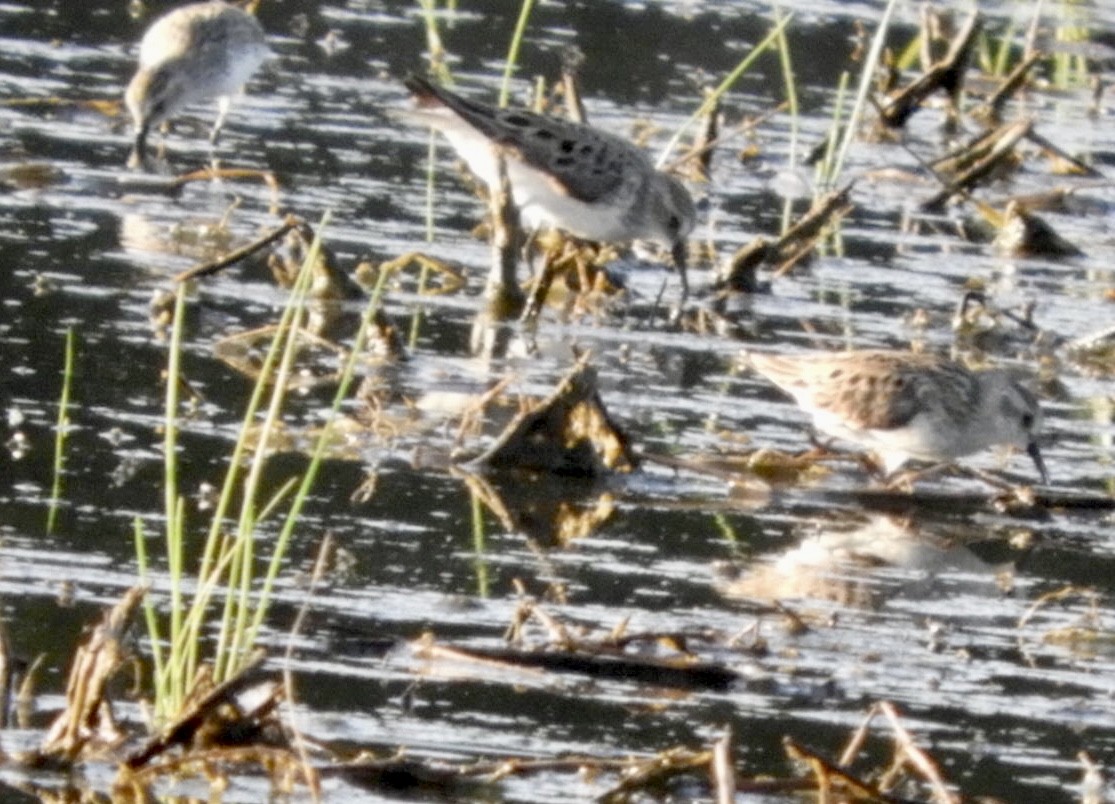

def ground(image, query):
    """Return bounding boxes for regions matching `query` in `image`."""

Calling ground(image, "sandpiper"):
[399,75,696,298]
[125,1,269,168]
[744,349,1047,483]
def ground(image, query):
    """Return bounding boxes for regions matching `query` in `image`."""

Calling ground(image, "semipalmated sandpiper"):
[745,349,1047,483]
[125,1,269,167]
[400,75,696,298]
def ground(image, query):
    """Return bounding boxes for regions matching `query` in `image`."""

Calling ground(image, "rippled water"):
[1,1,1114,801]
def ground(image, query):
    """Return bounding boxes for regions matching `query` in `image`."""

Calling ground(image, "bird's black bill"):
[671,240,689,305]
[1027,440,1049,485]
[127,125,149,170]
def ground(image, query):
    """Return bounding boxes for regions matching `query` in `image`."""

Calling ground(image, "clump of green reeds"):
[135,218,385,721]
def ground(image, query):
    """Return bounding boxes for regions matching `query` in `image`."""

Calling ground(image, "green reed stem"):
[775,8,799,171]
[424,132,437,245]
[46,327,75,535]
[893,28,921,71]
[164,285,187,681]
[774,7,799,235]
[499,0,536,107]
[139,281,191,719]
[213,224,321,682]
[991,19,1019,77]
[825,0,899,189]
[814,70,849,194]
[416,0,446,69]
[712,513,740,550]
[133,516,166,706]
[408,132,439,349]
[470,488,489,598]
[532,74,545,113]
[244,266,394,653]
[656,13,792,169]
[166,497,187,712]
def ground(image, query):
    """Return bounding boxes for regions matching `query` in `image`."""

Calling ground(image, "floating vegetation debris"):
[877,10,981,130]
[714,183,853,293]
[464,355,636,476]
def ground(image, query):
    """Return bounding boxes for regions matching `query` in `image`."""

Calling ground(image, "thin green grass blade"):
[46,327,75,535]
[245,249,396,652]
[825,0,900,189]
[499,0,536,107]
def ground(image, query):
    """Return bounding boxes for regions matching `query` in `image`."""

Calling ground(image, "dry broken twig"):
[878,11,981,129]
[784,736,920,804]
[176,215,299,283]
[879,701,958,804]
[124,653,282,769]
[29,586,144,766]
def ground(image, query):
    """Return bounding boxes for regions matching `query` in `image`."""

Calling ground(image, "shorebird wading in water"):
[745,349,1048,484]
[399,75,696,300]
[124,1,269,168]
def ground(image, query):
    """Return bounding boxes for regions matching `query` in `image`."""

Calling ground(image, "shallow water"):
[1,0,1115,801]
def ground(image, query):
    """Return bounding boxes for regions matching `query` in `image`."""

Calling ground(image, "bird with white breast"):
[124,1,269,168]
[744,349,1048,484]
[398,75,696,301]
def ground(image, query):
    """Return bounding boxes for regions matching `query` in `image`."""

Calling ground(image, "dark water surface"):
[2,0,1115,801]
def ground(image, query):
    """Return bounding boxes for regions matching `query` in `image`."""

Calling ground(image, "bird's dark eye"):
[1021,412,1034,429]
[667,215,681,235]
